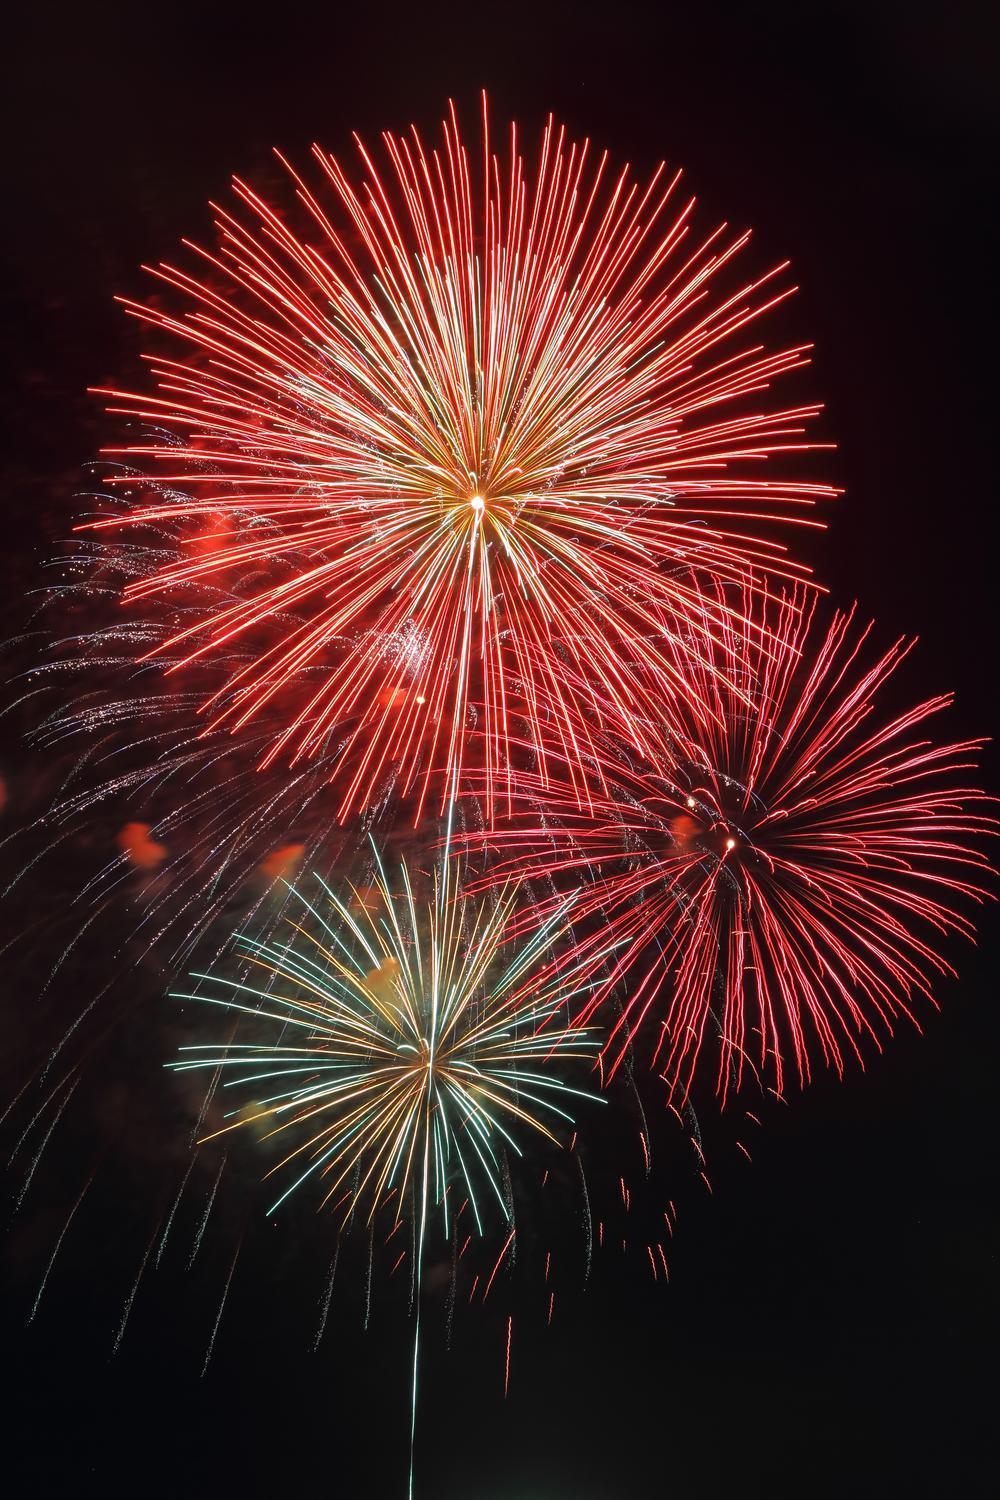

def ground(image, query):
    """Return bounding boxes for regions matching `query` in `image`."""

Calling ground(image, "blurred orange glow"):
[257,842,306,881]
[117,821,167,870]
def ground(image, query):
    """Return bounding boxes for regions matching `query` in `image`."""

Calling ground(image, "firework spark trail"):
[112,1215,162,1357]
[445,1219,458,1348]
[27,1173,95,1324]
[312,1241,340,1352]
[5,531,372,993]
[408,1199,417,1314]
[482,1228,516,1302]
[0,1076,35,1134]
[577,1151,593,1283]
[37,987,112,1088]
[156,1153,198,1268]
[85,97,832,824]
[466,587,996,1098]
[7,1069,79,1170]
[363,1221,375,1331]
[12,1076,80,1216]
[201,1238,242,1378]
[188,1152,227,1268]
[189,1032,237,1147]
[35,899,115,1000]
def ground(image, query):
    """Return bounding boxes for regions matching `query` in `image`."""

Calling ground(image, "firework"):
[464,590,995,1101]
[172,852,600,1225]
[170,831,603,1494]
[6,92,991,1500]
[88,96,832,821]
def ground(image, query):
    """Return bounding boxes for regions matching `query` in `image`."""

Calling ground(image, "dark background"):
[1,3,997,1496]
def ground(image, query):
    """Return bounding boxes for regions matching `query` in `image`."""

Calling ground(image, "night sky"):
[2,4,997,1496]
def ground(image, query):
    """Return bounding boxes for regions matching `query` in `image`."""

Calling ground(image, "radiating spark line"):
[27,1173,94,1324]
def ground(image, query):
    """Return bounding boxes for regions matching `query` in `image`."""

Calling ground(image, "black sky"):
[2,3,998,1496]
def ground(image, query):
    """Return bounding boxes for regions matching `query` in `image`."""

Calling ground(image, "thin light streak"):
[188,1152,227,1268]
[27,1173,94,1325]
[312,1241,340,1352]
[112,1216,162,1357]
[201,1239,241,1378]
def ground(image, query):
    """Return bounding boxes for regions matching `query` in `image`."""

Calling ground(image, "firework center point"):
[470,494,486,513]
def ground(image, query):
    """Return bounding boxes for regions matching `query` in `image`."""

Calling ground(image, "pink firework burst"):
[465,590,995,1101]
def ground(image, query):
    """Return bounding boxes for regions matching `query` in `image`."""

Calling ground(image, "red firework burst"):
[465,590,995,1101]
[88,96,832,821]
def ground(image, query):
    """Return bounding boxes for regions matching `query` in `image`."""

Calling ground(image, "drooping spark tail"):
[27,1173,94,1326]
[201,1239,241,1379]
